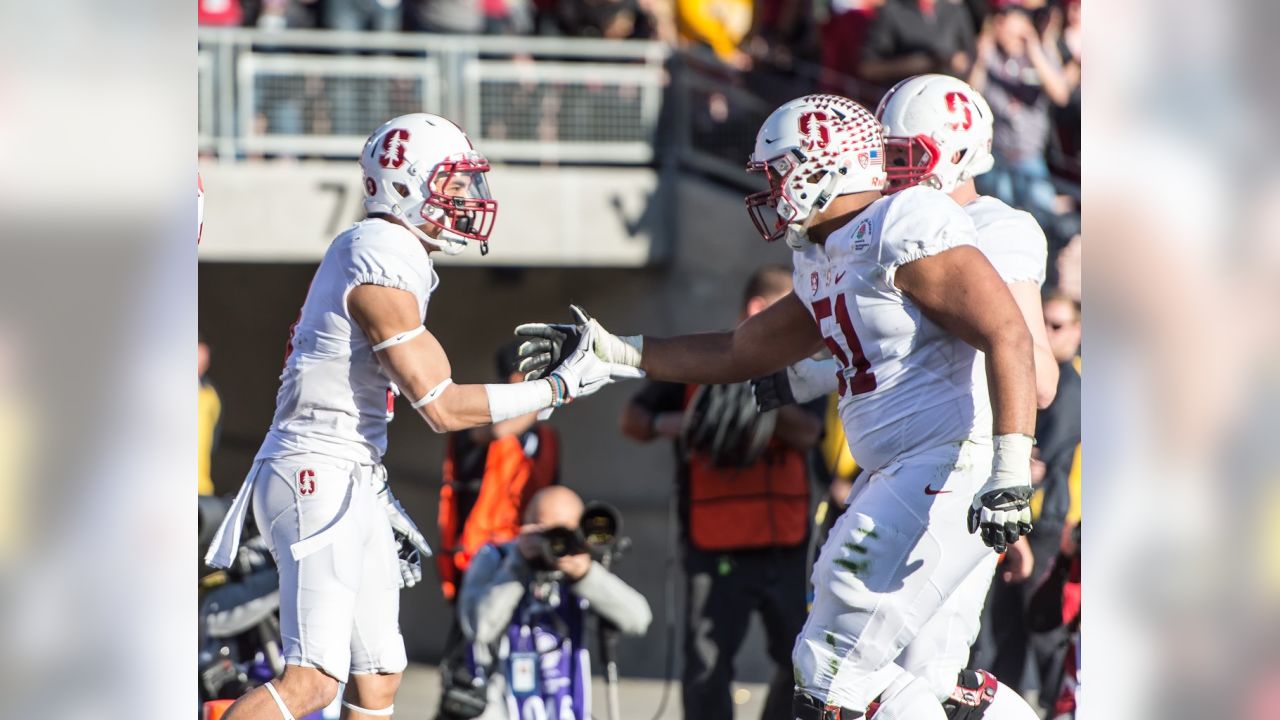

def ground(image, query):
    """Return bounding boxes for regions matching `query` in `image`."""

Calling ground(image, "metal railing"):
[196,28,882,188]
[198,28,670,163]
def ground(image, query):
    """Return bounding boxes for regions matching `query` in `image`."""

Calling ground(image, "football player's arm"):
[349,284,559,433]
[1008,280,1059,408]
[774,400,824,452]
[894,245,1036,437]
[641,291,825,385]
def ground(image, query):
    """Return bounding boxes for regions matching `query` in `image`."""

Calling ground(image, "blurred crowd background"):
[197,0,1084,717]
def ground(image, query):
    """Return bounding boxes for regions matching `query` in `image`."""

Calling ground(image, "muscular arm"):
[1008,281,1059,408]
[894,245,1036,437]
[774,404,823,451]
[348,284,550,433]
[640,292,824,385]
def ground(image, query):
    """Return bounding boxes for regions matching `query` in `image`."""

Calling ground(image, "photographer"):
[455,486,652,719]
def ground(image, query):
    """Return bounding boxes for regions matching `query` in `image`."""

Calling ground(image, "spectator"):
[457,486,652,720]
[320,0,400,31]
[405,0,484,33]
[858,0,976,87]
[197,334,221,497]
[1043,0,1081,181]
[555,0,657,39]
[818,0,884,94]
[198,0,244,26]
[969,3,1071,223]
[619,265,824,720]
[675,0,755,69]
[1027,522,1080,719]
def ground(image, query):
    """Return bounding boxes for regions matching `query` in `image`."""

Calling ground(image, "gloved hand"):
[968,434,1036,553]
[516,305,643,381]
[751,357,840,411]
[544,324,644,407]
[377,484,433,588]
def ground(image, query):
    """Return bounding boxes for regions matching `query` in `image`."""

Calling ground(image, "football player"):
[752,75,1058,718]
[515,94,1037,719]
[204,113,630,720]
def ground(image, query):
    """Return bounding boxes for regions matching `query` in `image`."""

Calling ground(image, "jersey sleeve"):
[983,209,1049,285]
[338,237,433,318]
[878,186,979,289]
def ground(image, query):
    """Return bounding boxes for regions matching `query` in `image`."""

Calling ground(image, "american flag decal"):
[868,149,882,166]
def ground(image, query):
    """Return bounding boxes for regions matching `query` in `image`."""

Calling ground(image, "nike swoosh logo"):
[834,271,847,283]
[924,485,950,495]
[763,137,777,144]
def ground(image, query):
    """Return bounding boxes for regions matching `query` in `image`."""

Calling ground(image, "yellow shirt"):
[198,382,221,496]
[676,0,752,61]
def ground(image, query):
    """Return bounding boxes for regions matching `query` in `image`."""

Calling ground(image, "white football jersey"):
[256,219,439,465]
[966,196,1048,286]
[792,186,984,472]
[966,195,1048,413]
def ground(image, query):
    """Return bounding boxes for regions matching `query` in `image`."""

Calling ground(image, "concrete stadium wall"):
[198,173,801,683]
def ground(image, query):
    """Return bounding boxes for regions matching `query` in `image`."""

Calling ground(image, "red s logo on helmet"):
[798,112,831,151]
[945,92,973,132]
[379,129,411,169]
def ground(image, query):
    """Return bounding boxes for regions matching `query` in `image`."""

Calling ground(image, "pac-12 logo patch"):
[297,468,317,496]
[798,112,830,152]
[379,128,411,169]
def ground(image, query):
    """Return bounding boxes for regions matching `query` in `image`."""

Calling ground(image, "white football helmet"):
[875,74,995,194]
[746,94,886,249]
[360,113,498,256]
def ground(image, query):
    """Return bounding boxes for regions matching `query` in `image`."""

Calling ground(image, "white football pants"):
[792,440,995,711]
[250,456,407,680]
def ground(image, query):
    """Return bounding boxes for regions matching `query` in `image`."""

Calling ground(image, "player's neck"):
[369,213,443,253]
[806,191,880,244]
[949,181,979,206]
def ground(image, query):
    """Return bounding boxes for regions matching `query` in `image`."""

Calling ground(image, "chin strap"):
[342,700,395,716]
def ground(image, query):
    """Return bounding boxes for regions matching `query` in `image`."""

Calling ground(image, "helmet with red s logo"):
[875,74,995,194]
[359,113,498,256]
[746,94,886,249]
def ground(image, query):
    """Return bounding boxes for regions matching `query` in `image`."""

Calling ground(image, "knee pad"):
[942,669,999,720]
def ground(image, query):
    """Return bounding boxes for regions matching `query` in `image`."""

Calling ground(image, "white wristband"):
[485,379,555,423]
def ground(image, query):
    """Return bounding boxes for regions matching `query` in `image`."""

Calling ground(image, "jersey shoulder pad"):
[336,220,432,296]
[969,197,1048,285]
[876,186,978,274]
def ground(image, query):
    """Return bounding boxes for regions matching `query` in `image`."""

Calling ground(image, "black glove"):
[751,368,797,412]
[513,305,589,380]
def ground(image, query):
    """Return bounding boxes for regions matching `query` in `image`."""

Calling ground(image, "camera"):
[526,502,628,571]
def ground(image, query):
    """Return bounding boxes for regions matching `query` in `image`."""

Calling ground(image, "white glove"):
[377,484,433,589]
[516,305,644,381]
[968,434,1036,554]
[752,357,840,411]
[545,325,644,407]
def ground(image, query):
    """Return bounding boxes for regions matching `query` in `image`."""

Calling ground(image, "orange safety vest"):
[684,386,810,551]
[436,425,559,600]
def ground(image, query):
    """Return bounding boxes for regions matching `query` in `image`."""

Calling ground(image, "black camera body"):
[526,502,628,572]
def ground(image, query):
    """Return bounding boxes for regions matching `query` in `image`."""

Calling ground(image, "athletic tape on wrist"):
[992,433,1035,477]
[410,378,453,409]
[371,325,426,352]
[342,700,395,716]
[264,682,296,720]
[485,378,555,422]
